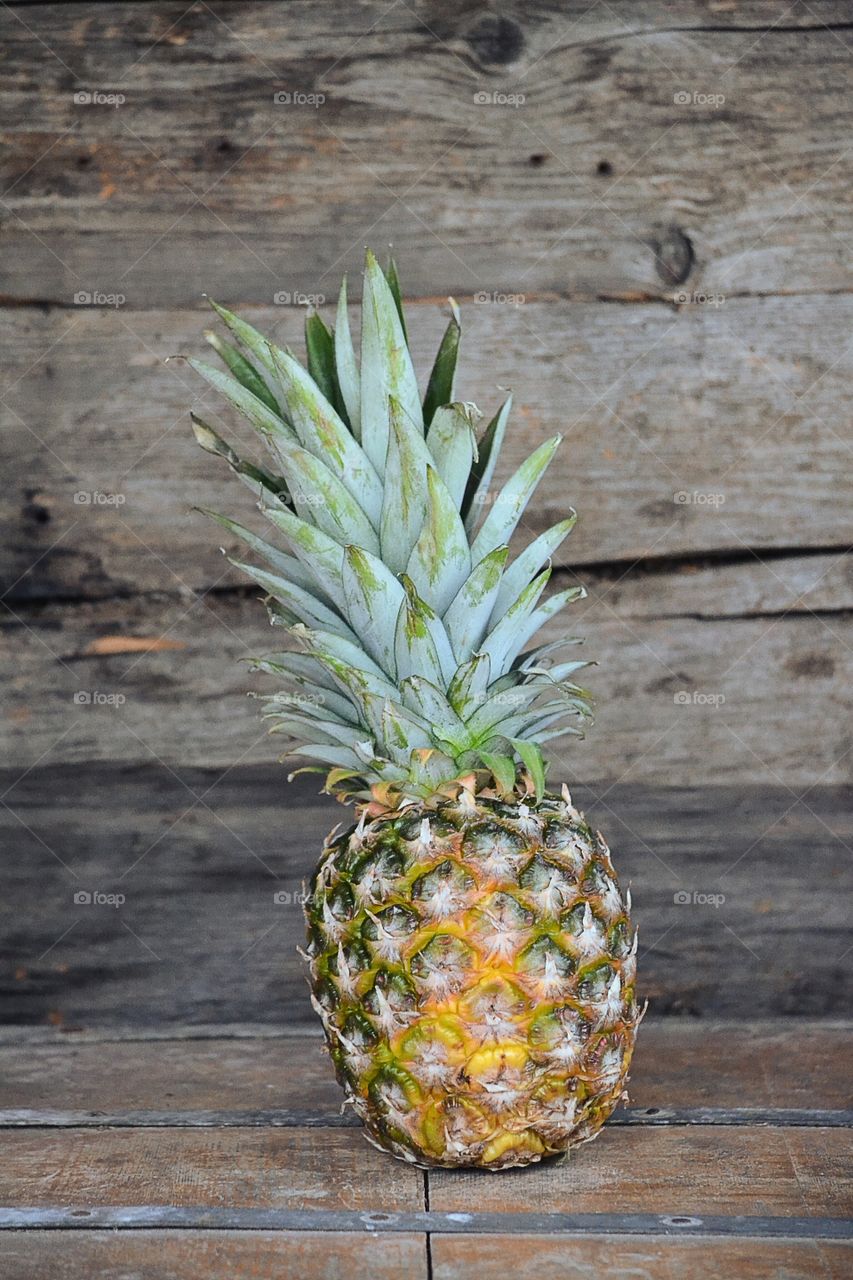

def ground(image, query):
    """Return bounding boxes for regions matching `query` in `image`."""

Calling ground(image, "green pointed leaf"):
[275,443,380,554]
[422,301,460,426]
[207,300,283,379]
[380,396,432,572]
[491,515,576,620]
[190,415,289,500]
[503,585,586,669]
[444,546,508,663]
[188,358,295,446]
[286,743,366,770]
[292,625,394,690]
[198,508,331,601]
[425,401,479,510]
[384,255,408,343]
[262,505,345,598]
[268,345,383,528]
[393,577,456,689]
[334,276,361,441]
[509,738,546,800]
[399,676,467,750]
[250,650,340,692]
[480,569,551,676]
[463,396,512,529]
[360,249,422,472]
[380,701,433,766]
[479,751,516,795]
[204,330,281,415]
[342,545,406,680]
[231,560,355,640]
[305,311,346,423]
[406,467,471,614]
[447,653,491,718]
[470,435,562,563]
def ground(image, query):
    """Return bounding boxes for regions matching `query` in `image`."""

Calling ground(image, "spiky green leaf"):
[422,301,460,426]
[406,467,471,614]
[425,401,479,510]
[470,435,562,563]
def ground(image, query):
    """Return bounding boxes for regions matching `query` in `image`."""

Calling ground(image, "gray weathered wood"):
[3,296,852,599]
[1,1022,849,1112]
[0,1231,430,1280]
[0,1127,423,1210]
[431,1235,853,1280]
[2,3,851,305]
[427,1127,853,1217]
[2,586,850,783]
[1,768,850,1025]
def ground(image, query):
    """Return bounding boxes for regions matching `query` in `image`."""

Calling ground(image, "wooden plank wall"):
[1,1,851,1029]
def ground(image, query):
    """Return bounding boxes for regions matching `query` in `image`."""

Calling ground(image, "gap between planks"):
[0,1207,849,1241]
[1,1107,850,1130]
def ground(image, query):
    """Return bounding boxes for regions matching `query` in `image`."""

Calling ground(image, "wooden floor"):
[0,1021,850,1278]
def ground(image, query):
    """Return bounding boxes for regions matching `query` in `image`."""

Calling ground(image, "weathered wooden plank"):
[0,1127,422,1210]
[2,586,850,784]
[1,769,850,1025]
[1,1128,848,1217]
[427,1128,852,1217]
[0,1231,429,1280]
[3,296,852,599]
[1,1023,848,1114]
[2,4,851,304]
[431,1235,853,1280]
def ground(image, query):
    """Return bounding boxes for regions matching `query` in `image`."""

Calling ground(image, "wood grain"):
[0,1232,429,1280]
[1,768,850,1026]
[0,1127,423,1210]
[1,1023,849,1114]
[427,1127,853,1217]
[430,1236,853,1280]
[3,585,851,784]
[2,3,851,304]
[3,296,853,600]
[1,1126,848,1218]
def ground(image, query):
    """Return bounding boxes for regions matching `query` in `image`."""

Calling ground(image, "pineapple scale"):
[305,790,640,1170]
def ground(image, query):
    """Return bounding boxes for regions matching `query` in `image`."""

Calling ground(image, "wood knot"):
[652,226,694,286]
[465,14,525,66]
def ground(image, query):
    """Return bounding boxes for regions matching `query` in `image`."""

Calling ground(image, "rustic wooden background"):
[1,0,852,1033]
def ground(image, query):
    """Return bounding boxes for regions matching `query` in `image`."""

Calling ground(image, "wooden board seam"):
[0,1208,849,1240]
[1,1107,850,1130]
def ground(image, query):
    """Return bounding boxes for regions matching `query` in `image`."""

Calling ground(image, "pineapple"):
[189,251,640,1170]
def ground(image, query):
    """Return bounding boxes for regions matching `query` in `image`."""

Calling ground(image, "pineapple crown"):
[189,250,592,809]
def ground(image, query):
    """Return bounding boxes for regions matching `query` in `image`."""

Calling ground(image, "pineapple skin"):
[305,791,639,1170]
